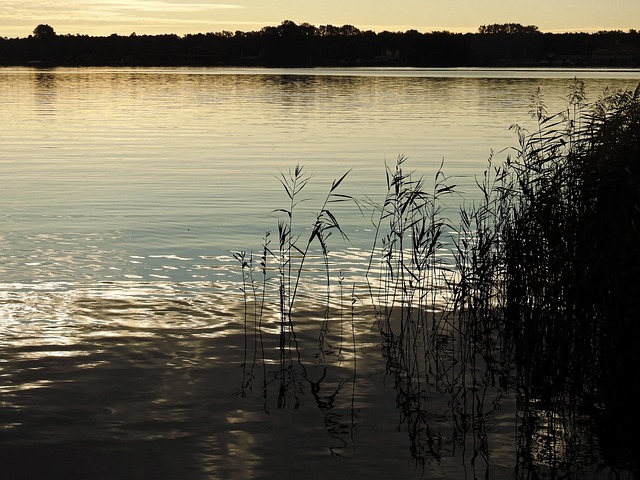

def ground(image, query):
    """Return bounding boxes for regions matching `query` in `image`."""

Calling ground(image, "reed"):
[365,155,454,327]
[477,80,640,476]
[234,80,640,476]
[361,80,640,474]
[234,165,358,422]
[275,165,353,316]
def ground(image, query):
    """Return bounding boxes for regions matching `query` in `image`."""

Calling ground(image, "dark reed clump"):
[568,84,640,474]
[363,81,640,475]
[481,81,640,475]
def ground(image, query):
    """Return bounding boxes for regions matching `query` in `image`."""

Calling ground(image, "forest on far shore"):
[2,21,639,68]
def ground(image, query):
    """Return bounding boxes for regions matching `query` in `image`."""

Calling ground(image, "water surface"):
[1,67,639,479]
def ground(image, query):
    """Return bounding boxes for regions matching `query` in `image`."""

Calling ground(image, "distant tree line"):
[1,21,639,67]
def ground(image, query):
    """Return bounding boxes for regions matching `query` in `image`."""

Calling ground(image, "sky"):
[1,0,639,38]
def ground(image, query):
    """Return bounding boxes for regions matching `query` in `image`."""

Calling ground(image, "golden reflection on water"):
[0,378,54,394]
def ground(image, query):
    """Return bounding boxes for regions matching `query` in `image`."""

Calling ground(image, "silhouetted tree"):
[478,23,540,34]
[33,24,56,40]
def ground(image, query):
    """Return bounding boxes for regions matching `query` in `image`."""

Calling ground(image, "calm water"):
[1,67,639,479]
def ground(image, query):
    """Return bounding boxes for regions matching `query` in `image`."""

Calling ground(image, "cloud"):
[84,0,243,13]
[0,0,245,36]
[1,0,242,19]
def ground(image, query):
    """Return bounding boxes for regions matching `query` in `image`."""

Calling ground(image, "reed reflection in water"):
[0,282,444,479]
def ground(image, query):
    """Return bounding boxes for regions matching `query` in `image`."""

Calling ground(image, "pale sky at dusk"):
[1,0,638,38]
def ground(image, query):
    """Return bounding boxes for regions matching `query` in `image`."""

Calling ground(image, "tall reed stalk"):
[365,156,454,326]
[235,166,358,425]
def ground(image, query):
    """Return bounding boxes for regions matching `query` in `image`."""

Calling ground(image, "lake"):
[1,67,639,479]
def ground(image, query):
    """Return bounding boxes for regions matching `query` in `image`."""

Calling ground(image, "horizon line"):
[4,21,637,39]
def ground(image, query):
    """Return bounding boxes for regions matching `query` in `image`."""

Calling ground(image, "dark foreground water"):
[1,279,636,479]
[0,284,495,479]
